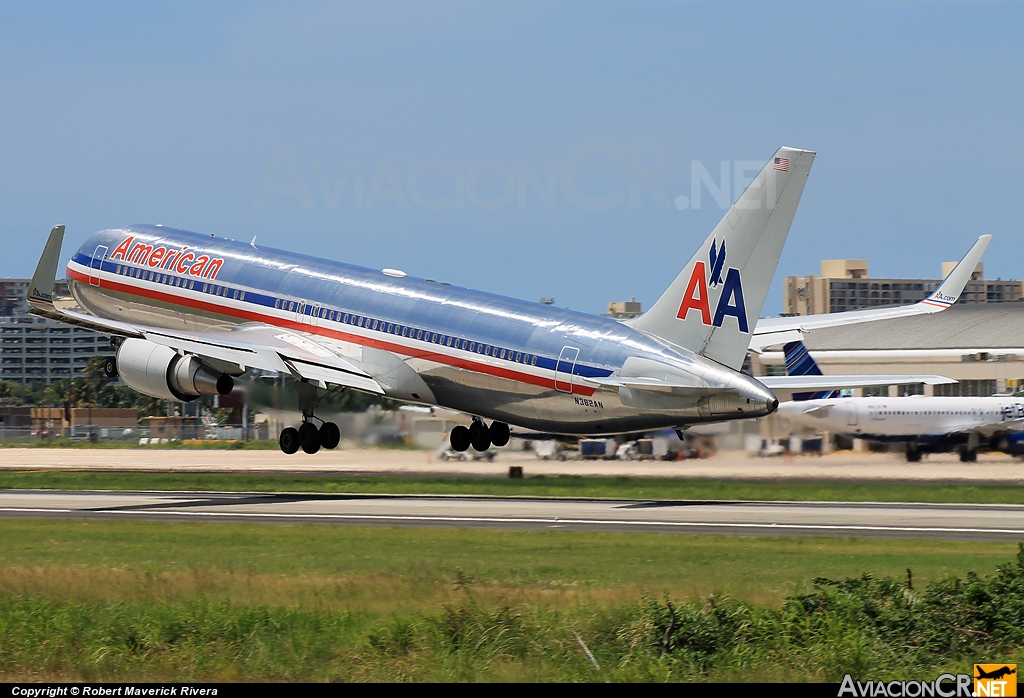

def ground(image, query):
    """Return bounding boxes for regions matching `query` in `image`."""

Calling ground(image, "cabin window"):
[188,281,194,290]
[499,348,506,359]
[275,299,280,308]
[414,329,422,340]
[516,352,522,362]
[446,336,453,347]
[531,356,537,365]
[357,317,364,327]
[485,346,491,356]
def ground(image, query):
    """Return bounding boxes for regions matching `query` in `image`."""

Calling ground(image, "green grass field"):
[5,469,1024,504]
[0,519,1022,681]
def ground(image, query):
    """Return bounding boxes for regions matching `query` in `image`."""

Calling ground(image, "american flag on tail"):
[773,157,789,172]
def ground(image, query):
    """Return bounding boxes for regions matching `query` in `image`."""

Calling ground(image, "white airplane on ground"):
[25,145,981,455]
[777,342,1024,462]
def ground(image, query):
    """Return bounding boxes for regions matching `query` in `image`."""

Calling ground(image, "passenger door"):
[555,346,580,393]
[89,245,108,287]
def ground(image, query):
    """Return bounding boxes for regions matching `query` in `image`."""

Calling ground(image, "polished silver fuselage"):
[67,225,776,435]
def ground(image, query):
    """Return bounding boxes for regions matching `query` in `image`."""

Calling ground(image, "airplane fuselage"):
[66,225,777,435]
[778,395,1024,443]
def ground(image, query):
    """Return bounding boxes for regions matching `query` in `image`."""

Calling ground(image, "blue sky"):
[1,1,1021,315]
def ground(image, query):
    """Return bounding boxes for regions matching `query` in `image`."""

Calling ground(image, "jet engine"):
[115,338,233,401]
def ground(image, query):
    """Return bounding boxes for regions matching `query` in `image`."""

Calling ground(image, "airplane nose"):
[767,397,779,413]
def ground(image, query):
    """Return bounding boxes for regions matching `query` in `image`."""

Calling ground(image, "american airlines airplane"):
[23,146,982,456]
[777,342,1024,462]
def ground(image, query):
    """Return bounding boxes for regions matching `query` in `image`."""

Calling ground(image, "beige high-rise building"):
[783,260,1022,316]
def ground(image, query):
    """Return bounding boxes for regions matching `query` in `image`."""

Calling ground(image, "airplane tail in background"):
[628,146,815,371]
[783,341,839,401]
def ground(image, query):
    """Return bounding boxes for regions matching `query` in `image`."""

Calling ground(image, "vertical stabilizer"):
[629,147,815,370]
[783,340,839,401]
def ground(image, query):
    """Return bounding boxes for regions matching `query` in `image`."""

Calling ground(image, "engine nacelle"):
[116,338,233,401]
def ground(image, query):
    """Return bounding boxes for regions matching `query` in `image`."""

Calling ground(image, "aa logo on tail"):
[676,239,748,332]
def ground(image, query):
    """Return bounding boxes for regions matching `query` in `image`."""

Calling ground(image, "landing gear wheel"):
[103,356,118,379]
[319,422,341,450]
[279,427,300,455]
[450,425,471,452]
[469,421,491,452]
[906,446,922,463]
[298,421,321,454]
[959,448,977,463]
[489,422,510,447]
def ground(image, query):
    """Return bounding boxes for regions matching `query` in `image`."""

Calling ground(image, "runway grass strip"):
[0,520,1021,681]
[2,520,1014,606]
[4,470,1024,504]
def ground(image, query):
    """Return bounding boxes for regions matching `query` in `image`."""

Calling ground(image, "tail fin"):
[783,340,839,400]
[629,147,815,370]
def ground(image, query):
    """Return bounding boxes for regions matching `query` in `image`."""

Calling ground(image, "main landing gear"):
[278,379,342,455]
[449,419,510,453]
[279,418,341,455]
[959,448,978,463]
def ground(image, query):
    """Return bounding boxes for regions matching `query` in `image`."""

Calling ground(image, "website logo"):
[975,664,1017,697]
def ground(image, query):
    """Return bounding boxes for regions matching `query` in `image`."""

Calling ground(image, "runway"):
[5,447,1024,484]
[4,490,1024,540]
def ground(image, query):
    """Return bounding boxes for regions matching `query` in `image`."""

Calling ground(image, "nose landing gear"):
[449,419,510,452]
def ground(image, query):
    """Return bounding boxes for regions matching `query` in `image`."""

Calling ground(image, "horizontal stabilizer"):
[586,375,732,396]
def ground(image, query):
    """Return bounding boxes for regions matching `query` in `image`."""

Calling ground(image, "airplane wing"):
[749,235,992,353]
[759,374,956,391]
[27,226,383,394]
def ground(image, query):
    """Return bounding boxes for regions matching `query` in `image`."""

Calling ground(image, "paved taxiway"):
[4,447,1024,483]
[4,489,1024,540]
